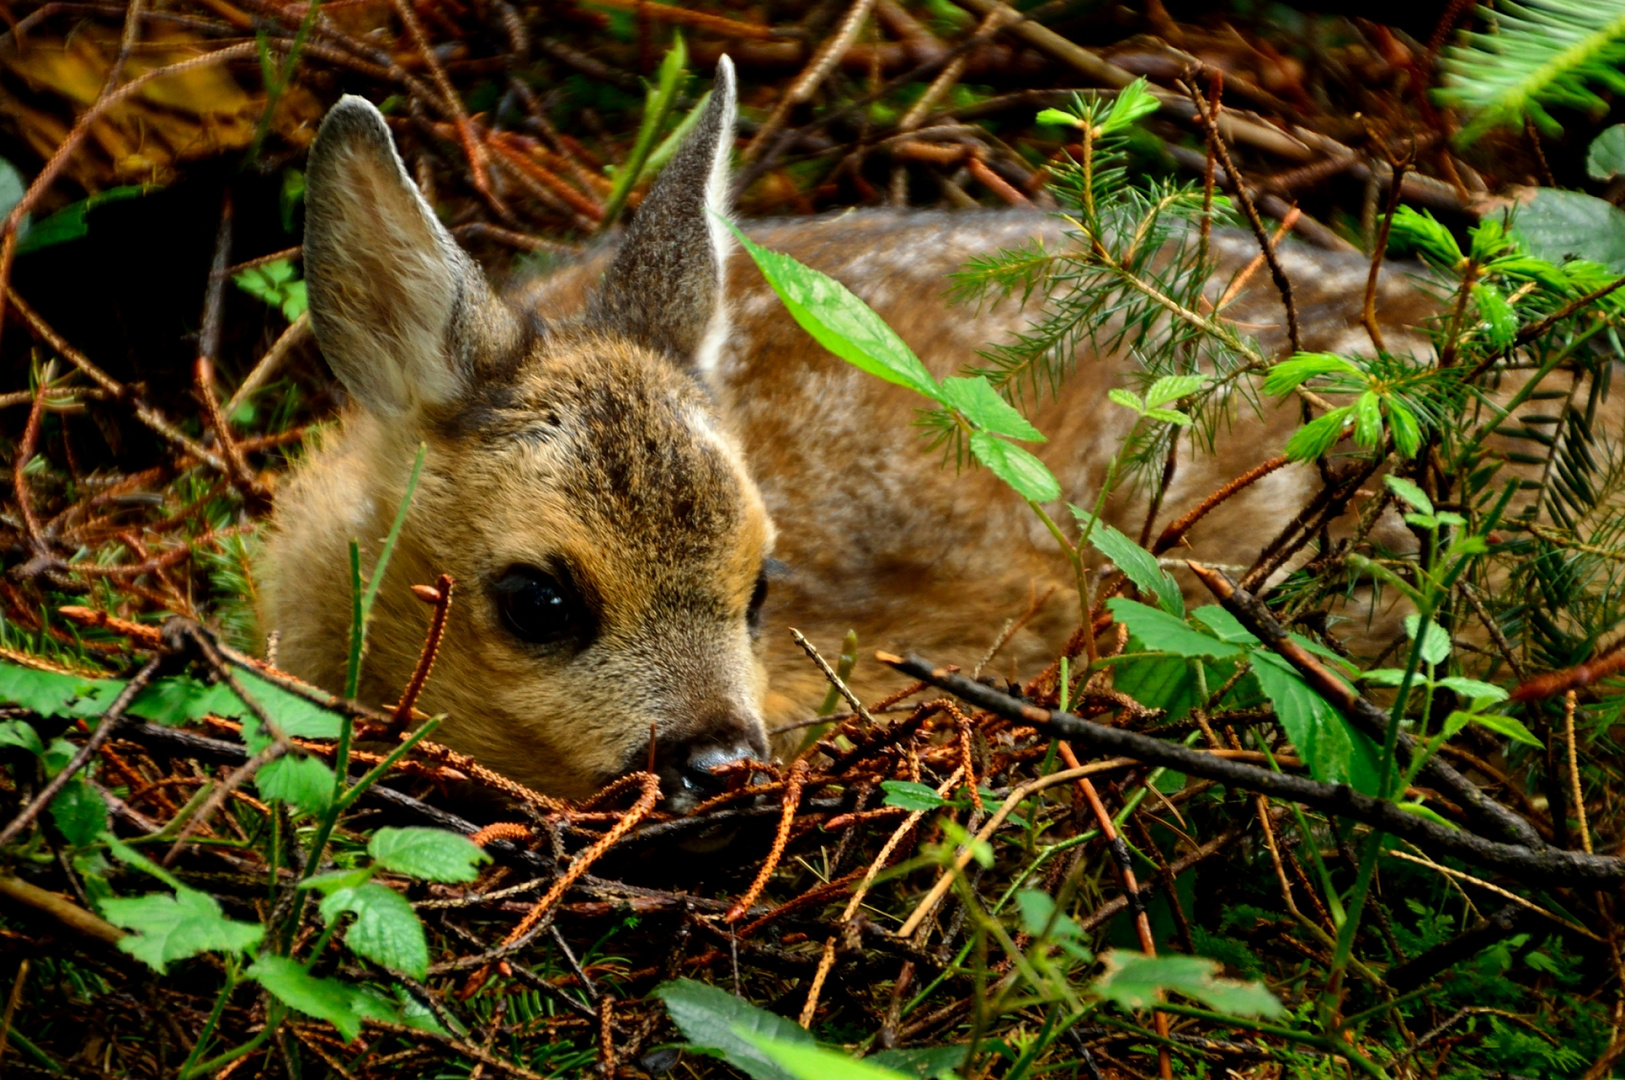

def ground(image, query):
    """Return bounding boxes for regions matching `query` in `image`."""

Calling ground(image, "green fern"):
[1438,0,1625,141]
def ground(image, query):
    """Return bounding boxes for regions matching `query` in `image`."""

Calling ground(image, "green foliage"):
[656,978,816,1080]
[880,779,948,812]
[601,37,689,228]
[233,258,308,322]
[102,887,265,974]
[368,826,489,882]
[1074,509,1183,616]
[1093,951,1283,1017]
[1438,0,1625,141]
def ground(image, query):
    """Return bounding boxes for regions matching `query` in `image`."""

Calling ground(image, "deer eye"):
[494,565,591,647]
[747,569,769,632]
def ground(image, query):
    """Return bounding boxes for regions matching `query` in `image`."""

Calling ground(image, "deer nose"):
[678,740,763,799]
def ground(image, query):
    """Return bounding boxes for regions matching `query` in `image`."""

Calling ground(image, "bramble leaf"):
[368,827,489,883]
[1075,509,1183,616]
[969,432,1061,502]
[102,887,264,974]
[320,882,428,980]
[1094,951,1283,1017]
[936,377,1044,441]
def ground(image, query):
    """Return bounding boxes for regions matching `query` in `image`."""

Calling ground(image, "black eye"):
[747,569,769,631]
[493,565,590,647]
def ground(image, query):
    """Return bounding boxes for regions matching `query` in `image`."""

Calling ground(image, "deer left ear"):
[587,56,737,380]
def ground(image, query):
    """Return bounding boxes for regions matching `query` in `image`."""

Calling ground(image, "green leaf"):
[1074,509,1182,616]
[601,36,688,227]
[1512,189,1625,273]
[1100,77,1161,132]
[941,820,993,867]
[1384,475,1434,516]
[1397,801,1458,829]
[1093,951,1283,1017]
[1404,615,1451,666]
[969,432,1061,502]
[320,882,428,980]
[866,1045,969,1079]
[17,186,148,254]
[1250,652,1380,794]
[1036,107,1082,127]
[1189,606,1258,645]
[1108,654,1208,722]
[226,672,343,740]
[1262,353,1359,395]
[256,754,336,816]
[879,780,946,812]
[728,225,940,400]
[1015,889,1086,950]
[655,978,814,1080]
[248,956,377,1043]
[1435,676,1509,706]
[101,887,264,974]
[1284,407,1353,462]
[1106,599,1240,659]
[1143,407,1192,425]
[1588,124,1625,179]
[234,259,308,321]
[936,377,1044,441]
[49,779,107,847]
[1459,711,1543,747]
[0,660,123,719]
[0,719,43,755]
[1107,387,1144,412]
[368,826,489,883]
[741,1031,913,1080]
[129,676,236,725]
[1144,374,1208,408]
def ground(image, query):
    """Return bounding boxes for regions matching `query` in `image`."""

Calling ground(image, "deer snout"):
[659,723,768,813]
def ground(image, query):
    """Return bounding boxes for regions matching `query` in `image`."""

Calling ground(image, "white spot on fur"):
[693,57,739,385]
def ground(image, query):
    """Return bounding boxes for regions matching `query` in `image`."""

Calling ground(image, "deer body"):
[261,62,1438,804]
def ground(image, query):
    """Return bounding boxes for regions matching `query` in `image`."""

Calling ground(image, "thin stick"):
[1565,690,1593,855]
[390,575,455,732]
[225,313,309,418]
[725,760,807,921]
[0,957,29,1075]
[791,628,879,730]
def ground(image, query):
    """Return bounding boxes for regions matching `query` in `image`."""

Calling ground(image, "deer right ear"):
[587,57,737,380]
[302,96,491,415]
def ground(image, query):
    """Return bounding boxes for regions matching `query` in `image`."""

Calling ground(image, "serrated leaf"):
[1109,654,1207,721]
[1143,408,1192,425]
[300,868,372,895]
[1513,188,1625,273]
[256,754,336,816]
[742,1032,913,1080]
[656,978,814,1080]
[1262,353,1359,395]
[1074,509,1182,616]
[50,778,107,847]
[1404,615,1451,666]
[0,660,123,720]
[102,887,264,974]
[129,676,237,725]
[1284,407,1352,461]
[1094,951,1283,1017]
[1384,475,1434,515]
[1144,374,1208,408]
[223,672,343,740]
[969,432,1061,502]
[936,377,1044,441]
[1353,391,1383,448]
[879,780,946,812]
[728,226,940,400]
[368,827,489,883]
[1189,606,1259,645]
[1251,652,1380,794]
[1107,387,1144,412]
[320,882,428,980]
[1106,599,1239,659]
[1460,711,1543,747]
[248,956,376,1043]
[0,719,42,755]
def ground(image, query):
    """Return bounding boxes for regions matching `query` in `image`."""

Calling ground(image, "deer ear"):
[587,56,737,378]
[302,96,494,415]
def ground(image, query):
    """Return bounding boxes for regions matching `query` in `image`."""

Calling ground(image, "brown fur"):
[262,68,1609,804]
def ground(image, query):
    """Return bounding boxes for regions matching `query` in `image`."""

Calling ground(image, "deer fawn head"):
[261,59,773,808]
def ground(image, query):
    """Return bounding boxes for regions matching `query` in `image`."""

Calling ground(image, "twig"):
[224,313,310,418]
[389,575,455,733]
[790,628,879,732]
[725,760,807,921]
[877,652,1625,884]
[0,957,29,1074]
[0,877,125,947]
[741,0,880,166]
[1152,456,1291,555]
[1565,690,1592,855]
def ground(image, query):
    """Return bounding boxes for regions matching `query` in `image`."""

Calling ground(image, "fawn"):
[260,59,1448,807]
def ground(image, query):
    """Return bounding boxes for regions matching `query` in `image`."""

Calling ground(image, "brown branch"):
[725,759,807,921]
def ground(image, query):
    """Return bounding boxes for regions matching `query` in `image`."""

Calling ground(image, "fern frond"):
[1438,0,1625,141]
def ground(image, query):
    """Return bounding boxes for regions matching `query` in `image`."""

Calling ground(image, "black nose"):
[678,741,762,799]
